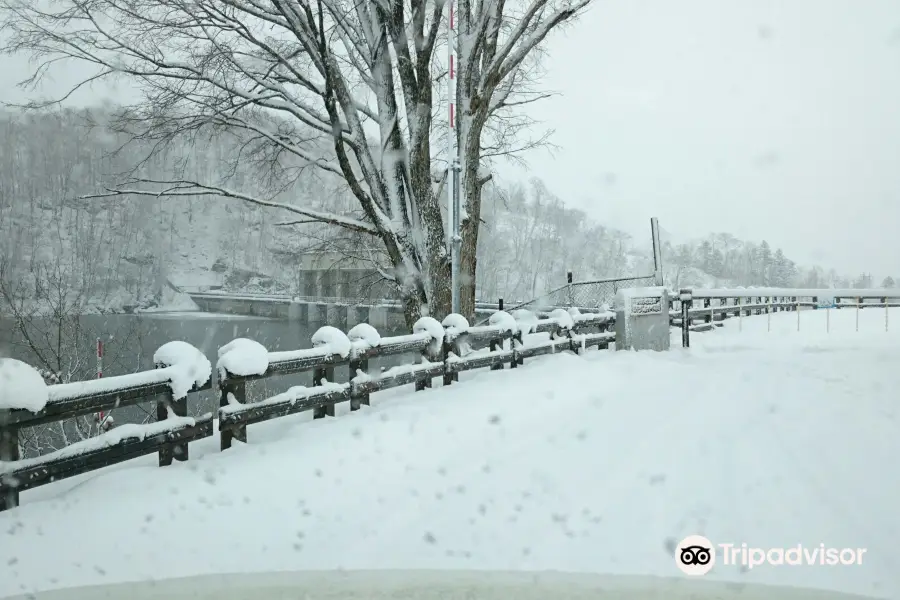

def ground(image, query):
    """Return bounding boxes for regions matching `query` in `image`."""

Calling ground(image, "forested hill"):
[0,107,861,315]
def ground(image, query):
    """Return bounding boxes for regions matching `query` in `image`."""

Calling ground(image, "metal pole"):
[96,338,109,431]
[650,217,663,286]
[447,0,460,316]
[680,289,692,348]
[451,159,461,315]
[96,338,103,379]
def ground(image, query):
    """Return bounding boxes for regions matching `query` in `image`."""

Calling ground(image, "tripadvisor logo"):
[675,535,867,576]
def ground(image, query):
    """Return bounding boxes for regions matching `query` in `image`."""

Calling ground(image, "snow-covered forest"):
[0,107,871,319]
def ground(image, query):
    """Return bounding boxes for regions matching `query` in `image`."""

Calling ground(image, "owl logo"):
[675,535,716,575]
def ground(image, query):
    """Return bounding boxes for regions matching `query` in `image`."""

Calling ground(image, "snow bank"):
[217,338,269,378]
[137,288,200,313]
[3,313,900,599]
[1,570,862,600]
[488,311,518,334]
[548,308,574,330]
[0,358,48,412]
[153,341,212,399]
[348,323,382,351]
[511,309,539,334]
[442,314,470,337]
[311,326,351,358]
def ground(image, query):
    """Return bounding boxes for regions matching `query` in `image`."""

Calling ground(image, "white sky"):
[2,0,899,277]
[498,0,900,277]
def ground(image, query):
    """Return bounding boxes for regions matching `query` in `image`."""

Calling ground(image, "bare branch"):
[79,178,379,235]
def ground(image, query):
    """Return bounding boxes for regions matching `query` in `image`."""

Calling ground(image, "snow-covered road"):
[1,308,898,599]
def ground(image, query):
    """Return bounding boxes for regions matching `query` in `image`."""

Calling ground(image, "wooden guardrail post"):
[153,363,190,466]
[415,334,440,391]
[0,410,19,511]
[156,387,177,466]
[489,330,505,370]
[349,352,369,409]
[156,390,188,467]
[680,289,692,348]
[442,335,460,386]
[219,374,247,450]
[313,364,336,418]
[490,299,509,371]
[703,298,712,324]
[510,329,522,368]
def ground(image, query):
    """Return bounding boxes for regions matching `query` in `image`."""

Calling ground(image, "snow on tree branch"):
[1,0,592,326]
[79,179,379,235]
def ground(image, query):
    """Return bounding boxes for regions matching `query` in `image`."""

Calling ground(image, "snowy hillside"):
[0,109,853,314]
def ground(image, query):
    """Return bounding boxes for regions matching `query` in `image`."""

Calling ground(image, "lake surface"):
[0,311,409,453]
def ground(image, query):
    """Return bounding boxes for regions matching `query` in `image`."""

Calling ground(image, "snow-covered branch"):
[79,179,379,235]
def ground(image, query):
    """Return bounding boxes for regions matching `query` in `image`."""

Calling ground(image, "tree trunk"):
[400,283,429,332]
[427,253,452,322]
[460,215,478,323]
[459,111,489,324]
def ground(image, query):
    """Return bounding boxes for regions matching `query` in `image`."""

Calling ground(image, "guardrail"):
[0,342,214,511]
[188,291,509,310]
[673,287,900,347]
[215,308,614,448]
[0,308,614,511]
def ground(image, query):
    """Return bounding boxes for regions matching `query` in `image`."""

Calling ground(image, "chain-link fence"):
[495,274,660,316]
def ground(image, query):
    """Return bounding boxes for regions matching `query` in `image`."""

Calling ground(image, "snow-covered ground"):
[1,307,898,599]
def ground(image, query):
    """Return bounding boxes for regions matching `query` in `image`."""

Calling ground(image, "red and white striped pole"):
[96,337,103,379]
[447,0,461,313]
[95,338,106,427]
[446,0,456,249]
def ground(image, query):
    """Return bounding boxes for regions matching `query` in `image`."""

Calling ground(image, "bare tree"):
[0,254,152,457]
[1,0,590,326]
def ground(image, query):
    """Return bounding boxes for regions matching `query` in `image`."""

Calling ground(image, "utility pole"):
[650,217,663,286]
[447,0,461,315]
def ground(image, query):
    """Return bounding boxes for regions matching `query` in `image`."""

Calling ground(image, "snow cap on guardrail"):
[442,313,469,338]
[311,326,351,358]
[413,316,445,355]
[347,323,381,351]
[153,341,212,399]
[217,338,270,378]
[488,310,518,334]
[511,309,538,334]
[0,358,49,412]
[548,308,575,330]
